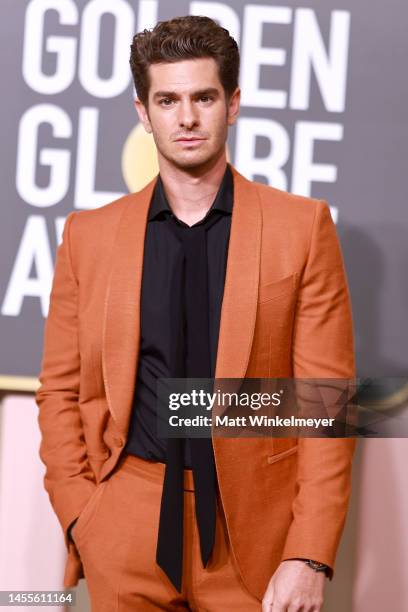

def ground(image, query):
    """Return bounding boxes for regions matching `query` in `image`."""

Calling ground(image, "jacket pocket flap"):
[266,444,299,464]
[258,273,298,303]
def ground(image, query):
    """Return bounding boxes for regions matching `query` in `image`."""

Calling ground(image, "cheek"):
[206,112,228,139]
[149,112,172,136]
[151,121,171,147]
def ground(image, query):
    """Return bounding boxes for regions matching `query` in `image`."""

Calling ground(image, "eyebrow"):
[153,87,220,100]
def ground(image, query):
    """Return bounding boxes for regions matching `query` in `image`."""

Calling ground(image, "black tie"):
[156,211,220,592]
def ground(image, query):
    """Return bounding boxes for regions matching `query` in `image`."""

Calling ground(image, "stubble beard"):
[154,126,228,173]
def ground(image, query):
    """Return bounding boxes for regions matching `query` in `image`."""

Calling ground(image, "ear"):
[227,87,241,126]
[134,98,152,133]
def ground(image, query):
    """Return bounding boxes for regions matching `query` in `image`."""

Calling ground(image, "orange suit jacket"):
[36,163,356,600]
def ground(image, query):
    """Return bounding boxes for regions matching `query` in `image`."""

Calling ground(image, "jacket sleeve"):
[35,211,97,551]
[280,200,357,579]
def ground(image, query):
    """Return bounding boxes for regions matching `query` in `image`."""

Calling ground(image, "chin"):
[174,159,209,170]
[166,149,222,171]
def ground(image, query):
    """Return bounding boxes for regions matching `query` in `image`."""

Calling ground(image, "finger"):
[262,599,273,612]
[262,583,275,612]
[270,602,289,612]
[288,603,304,612]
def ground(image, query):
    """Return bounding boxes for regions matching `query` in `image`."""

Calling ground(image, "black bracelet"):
[287,558,329,575]
[302,559,329,574]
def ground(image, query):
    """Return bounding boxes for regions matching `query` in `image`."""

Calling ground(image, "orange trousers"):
[72,452,261,611]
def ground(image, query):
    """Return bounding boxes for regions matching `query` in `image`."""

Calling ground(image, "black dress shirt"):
[123,164,233,467]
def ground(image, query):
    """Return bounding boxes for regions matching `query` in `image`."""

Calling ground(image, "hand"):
[262,560,325,611]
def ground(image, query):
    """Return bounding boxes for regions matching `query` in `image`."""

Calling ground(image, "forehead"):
[148,57,222,94]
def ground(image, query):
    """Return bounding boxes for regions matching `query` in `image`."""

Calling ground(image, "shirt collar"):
[148,163,233,222]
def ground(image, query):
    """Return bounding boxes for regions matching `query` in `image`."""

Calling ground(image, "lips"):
[176,137,205,142]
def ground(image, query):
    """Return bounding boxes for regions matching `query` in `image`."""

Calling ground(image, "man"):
[36,15,356,612]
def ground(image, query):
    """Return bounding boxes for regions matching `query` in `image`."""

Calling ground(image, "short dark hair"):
[129,15,240,106]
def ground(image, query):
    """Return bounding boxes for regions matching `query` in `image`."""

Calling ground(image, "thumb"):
[262,578,275,612]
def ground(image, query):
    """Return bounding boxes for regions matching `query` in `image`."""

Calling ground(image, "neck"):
[157,150,228,224]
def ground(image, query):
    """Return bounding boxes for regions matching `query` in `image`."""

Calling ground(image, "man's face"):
[134,57,240,170]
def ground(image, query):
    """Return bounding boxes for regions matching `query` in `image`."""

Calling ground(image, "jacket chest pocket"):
[258,273,299,304]
[247,274,298,377]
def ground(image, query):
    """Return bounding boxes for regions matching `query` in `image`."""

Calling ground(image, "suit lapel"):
[102,164,262,438]
[102,176,157,436]
[214,166,262,380]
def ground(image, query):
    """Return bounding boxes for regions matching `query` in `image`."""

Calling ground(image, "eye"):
[199,95,213,103]
[159,98,174,106]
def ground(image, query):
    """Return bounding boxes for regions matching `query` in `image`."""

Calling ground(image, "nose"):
[177,99,199,129]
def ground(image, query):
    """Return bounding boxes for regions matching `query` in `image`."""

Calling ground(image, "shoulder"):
[231,166,328,224]
[232,171,337,261]
[67,192,136,232]
[64,176,157,243]
[252,178,327,224]
[61,179,157,273]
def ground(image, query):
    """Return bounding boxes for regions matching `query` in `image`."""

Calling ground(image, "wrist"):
[285,558,330,577]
